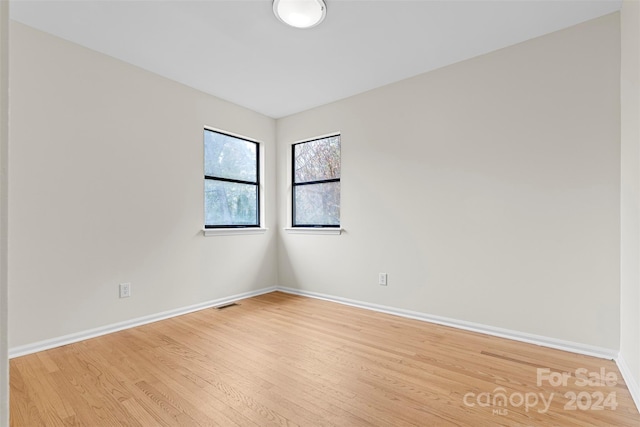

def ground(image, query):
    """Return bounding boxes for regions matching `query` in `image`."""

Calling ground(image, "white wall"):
[8,22,278,348]
[7,12,625,360]
[0,1,9,425]
[620,0,640,402]
[277,14,621,350]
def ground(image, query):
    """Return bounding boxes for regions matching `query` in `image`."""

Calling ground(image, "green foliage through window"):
[204,129,259,227]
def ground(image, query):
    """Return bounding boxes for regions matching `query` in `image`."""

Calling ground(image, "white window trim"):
[203,227,268,237]
[284,227,342,235]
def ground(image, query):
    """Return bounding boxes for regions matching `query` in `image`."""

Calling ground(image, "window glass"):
[293,181,340,226]
[204,131,257,182]
[293,135,340,183]
[204,180,258,226]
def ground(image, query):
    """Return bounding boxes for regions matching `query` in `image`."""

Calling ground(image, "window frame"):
[204,128,260,229]
[291,134,341,228]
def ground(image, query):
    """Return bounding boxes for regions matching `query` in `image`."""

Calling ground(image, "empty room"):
[1,0,640,425]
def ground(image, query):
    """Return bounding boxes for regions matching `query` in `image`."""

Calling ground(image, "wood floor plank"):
[151,338,333,425]
[46,347,143,426]
[172,306,419,426]
[9,363,47,427]
[10,291,640,426]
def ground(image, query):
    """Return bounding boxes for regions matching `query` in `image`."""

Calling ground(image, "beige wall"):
[8,22,278,348]
[8,12,625,361]
[277,14,621,350]
[1,1,9,425]
[621,0,640,397]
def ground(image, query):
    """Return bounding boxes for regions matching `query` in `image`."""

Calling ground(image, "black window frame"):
[292,135,341,228]
[204,129,260,229]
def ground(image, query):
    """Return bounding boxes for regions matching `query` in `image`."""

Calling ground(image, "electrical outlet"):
[119,282,131,298]
[378,273,388,286]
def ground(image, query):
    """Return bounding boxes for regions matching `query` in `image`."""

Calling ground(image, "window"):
[204,129,259,228]
[292,135,341,227]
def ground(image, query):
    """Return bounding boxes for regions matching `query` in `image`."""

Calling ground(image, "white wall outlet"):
[119,282,131,298]
[378,273,388,286]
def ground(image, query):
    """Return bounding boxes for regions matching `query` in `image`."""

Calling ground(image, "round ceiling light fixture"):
[273,0,327,29]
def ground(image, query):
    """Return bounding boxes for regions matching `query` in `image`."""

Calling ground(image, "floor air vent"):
[215,302,239,310]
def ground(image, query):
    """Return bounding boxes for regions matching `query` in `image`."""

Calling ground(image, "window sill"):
[203,228,268,237]
[284,227,342,235]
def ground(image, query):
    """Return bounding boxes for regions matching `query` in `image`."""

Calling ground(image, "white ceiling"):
[10,0,621,118]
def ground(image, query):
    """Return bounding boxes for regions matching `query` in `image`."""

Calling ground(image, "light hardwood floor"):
[10,291,640,426]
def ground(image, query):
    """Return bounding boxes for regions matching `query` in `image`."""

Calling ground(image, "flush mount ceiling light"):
[273,0,327,29]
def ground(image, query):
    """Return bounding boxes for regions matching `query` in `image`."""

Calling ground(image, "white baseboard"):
[616,355,640,412]
[276,287,619,360]
[8,286,276,359]
[8,285,638,415]
[8,285,619,363]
